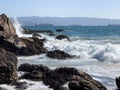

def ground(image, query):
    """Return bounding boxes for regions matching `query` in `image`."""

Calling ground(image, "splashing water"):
[13,17,23,37]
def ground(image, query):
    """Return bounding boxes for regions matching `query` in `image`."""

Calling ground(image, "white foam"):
[44,38,120,63]
[13,17,32,38]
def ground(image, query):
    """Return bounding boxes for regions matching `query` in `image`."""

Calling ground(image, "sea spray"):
[13,17,23,37]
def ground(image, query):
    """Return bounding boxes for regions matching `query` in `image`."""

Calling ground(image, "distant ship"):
[108,24,120,26]
[35,23,53,26]
[69,24,82,26]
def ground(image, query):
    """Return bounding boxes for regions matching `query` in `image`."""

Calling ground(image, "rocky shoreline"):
[0,14,120,90]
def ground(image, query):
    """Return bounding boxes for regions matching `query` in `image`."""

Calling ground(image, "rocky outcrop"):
[23,28,54,36]
[0,37,47,56]
[55,35,70,41]
[56,29,64,32]
[18,63,50,81]
[46,50,74,59]
[18,63,107,90]
[0,48,18,84]
[17,37,47,56]
[116,77,120,90]
[0,14,17,41]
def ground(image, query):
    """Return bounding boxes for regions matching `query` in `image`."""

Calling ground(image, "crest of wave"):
[13,17,23,37]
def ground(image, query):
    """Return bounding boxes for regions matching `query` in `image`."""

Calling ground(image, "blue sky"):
[0,0,120,19]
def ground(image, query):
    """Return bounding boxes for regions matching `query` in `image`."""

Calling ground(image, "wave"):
[44,37,120,63]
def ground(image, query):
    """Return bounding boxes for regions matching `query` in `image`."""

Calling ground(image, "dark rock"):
[46,50,74,59]
[43,67,80,89]
[17,37,47,56]
[54,87,68,90]
[55,35,70,41]
[56,29,64,32]
[68,71,107,90]
[0,36,47,56]
[116,77,120,90]
[43,67,106,90]
[21,71,43,81]
[0,48,18,84]
[0,39,19,54]
[0,14,17,40]
[18,63,50,81]
[18,63,50,73]
[32,33,41,37]
[18,63,106,90]
[11,82,28,90]
[23,29,54,36]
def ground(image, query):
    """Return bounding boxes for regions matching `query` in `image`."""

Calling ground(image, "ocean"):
[1,22,120,90]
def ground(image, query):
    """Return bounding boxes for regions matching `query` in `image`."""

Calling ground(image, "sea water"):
[2,21,120,89]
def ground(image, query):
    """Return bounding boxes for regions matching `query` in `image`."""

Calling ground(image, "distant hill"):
[11,17,120,26]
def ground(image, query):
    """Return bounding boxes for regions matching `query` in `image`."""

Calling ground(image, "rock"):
[55,35,70,41]
[18,64,106,90]
[32,33,41,37]
[46,50,74,59]
[17,37,47,56]
[20,71,43,81]
[43,67,80,89]
[0,48,18,84]
[12,82,28,90]
[43,67,106,90]
[0,36,47,56]
[0,14,17,40]
[56,29,64,32]
[18,63,50,81]
[23,29,54,36]
[18,63,50,73]
[68,71,107,90]
[116,77,120,90]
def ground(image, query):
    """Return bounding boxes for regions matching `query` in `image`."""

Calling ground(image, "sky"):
[0,0,120,19]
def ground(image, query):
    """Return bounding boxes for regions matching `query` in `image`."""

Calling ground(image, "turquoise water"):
[23,26,120,40]
[19,25,120,90]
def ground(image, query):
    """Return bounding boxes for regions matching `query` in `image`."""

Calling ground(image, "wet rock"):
[0,48,18,84]
[12,82,28,90]
[43,67,106,90]
[18,63,50,73]
[18,63,50,81]
[23,29,54,36]
[116,77,120,90]
[21,71,43,81]
[17,37,47,56]
[68,72,107,90]
[18,64,106,90]
[0,14,17,40]
[55,35,70,41]
[43,67,80,89]
[46,50,74,59]
[56,29,64,32]
[32,33,41,37]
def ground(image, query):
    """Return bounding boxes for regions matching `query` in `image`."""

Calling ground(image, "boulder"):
[32,32,41,37]
[23,29,54,36]
[18,63,49,73]
[43,67,106,90]
[0,14,17,40]
[17,37,47,56]
[56,29,64,32]
[55,35,70,41]
[18,64,106,90]
[46,50,74,59]
[20,71,43,81]
[18,63,50,81]
[0,48,18,84]
[116,77,120,90]
[68,71,107,90]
